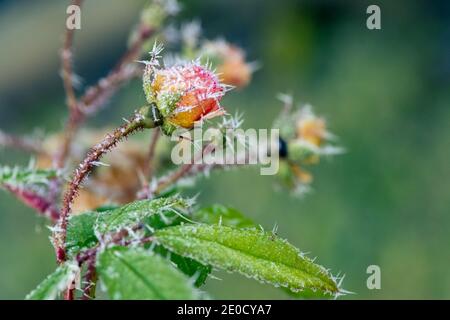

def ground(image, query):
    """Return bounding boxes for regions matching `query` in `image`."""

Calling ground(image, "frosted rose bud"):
[144,62,226,133]
[201,40,252,88]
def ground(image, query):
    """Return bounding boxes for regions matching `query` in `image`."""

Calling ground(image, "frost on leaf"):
[65,196,191,256]
[66,211,98,256]
[96,246,202,300]
[155,224,343,297]
[94,196,190,234]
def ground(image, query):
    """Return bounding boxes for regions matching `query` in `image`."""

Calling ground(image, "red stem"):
[54,115,148,264]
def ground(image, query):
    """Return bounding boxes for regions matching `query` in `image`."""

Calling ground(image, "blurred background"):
[0,0,449,299]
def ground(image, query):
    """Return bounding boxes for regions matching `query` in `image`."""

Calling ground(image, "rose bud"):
[144,61,227,134]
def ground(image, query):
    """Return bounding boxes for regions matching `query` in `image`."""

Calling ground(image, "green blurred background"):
[0,0,449,299]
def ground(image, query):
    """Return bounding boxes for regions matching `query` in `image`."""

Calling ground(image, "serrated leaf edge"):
[155,225,344,297]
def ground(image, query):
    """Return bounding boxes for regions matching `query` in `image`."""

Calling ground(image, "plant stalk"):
[54,106,161,264]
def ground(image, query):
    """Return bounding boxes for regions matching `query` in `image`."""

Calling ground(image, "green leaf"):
[192,205,255,228]
[96,247,201,300]
[153,245,211,287]
[66,212,98,256]
[155,224,341,296]
[0,164,58,188]
[95,197,190,234]
[143,202,189,231]
[66,197,191,256]
[156,204,253,287]
[25,263,79,300]
[191,206,338,298]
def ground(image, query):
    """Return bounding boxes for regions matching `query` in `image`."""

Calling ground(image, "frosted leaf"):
[155,224,343,297]
[96,246,201,299]
[65,197,192,256]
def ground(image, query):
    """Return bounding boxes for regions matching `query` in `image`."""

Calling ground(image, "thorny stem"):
[56,22,155,169]
[3,185,59,222]
[54,108,159,265]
